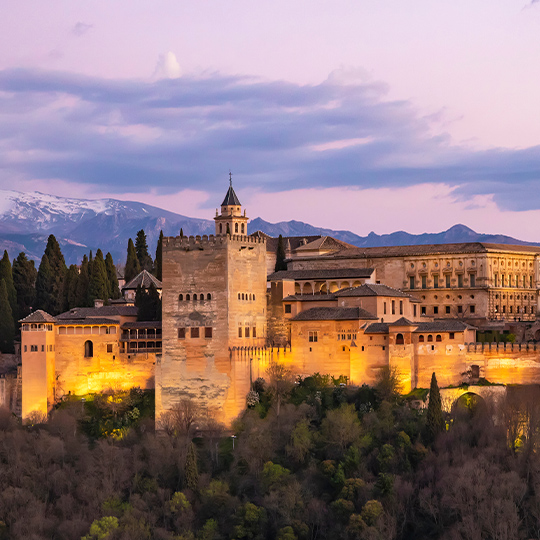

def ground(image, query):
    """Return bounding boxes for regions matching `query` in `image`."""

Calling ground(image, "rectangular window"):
[503,305,506,313]
[531,276,534,288]
[400,301,403,315]
[433,306,438,315]
[238,326,242,338]
[107,344,113,353]
[284,304,292,314]
[409,276,415,289]
[458,274,463,287]
[41,345,44,352]
[392,300,395,315]
[470,305,476,314]
[502,275,505,287]
[414,305,417,317]
[446,274,451,288]
[421,306,426,315]
[308,331,318,343]
[245,327,250,338]
[421,275,427,289]
[509,306,513,314]
[449,332,455,339]
[178,328,186,339]
[446,306,451,314]
[469,274,476,287]
[203,327,212,338]
[190,327,200,338]
[434,275,439,288]
[494,274,498,287]
[24,345,27,352]
[383,302,387,315]
[252,327,257,338]
[457,305,463,314]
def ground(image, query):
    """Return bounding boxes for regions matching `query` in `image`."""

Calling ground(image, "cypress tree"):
[88,249,109,304]
[135,283,161,321]
[75,255,90,307]
[125,238,141,284]
[12,252,37,320]
[105,252,121,300]
[426,372,445,442]
[35,253,55,313]
[155,230,164,281]
[135,229,153,272]
[0,251,18,321]
[0,280,15,353]
[180,228,184,238]
[65,264,80,309]
[184,442,199,491]
[37,235,67,314]
[274,235,287,272]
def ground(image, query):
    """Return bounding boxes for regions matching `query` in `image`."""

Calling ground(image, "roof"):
[268,268,374,281]
[283,294,336,302]
[291,306,378,322]
[414,320,476,332]
[19,310,56,323]
[250,232,322,254]
[221,184,241,206]
[335,283,412,298]
[122,321,162,329]
[56,318,120,325]
[295,236,356,252]
[123,269,162,291]
[364,323,390,334]
[390,317,416,326]
[56,305,138,320]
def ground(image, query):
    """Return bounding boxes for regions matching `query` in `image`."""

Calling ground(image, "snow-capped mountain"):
[1,190,538,267]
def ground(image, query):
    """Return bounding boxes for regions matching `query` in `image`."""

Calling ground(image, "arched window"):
[253,294,256,301]
[219,223,223,234]
[235,223,239,233]
[436,335,442,342]
[200,294,204,303]
[186,294,190,301]
[241,224,245,234]
[193,294,197,301]
[84,340,93,358]
[396,333,404,345]
[249,294,252,301]
[179,294,183,301]
[427,335,433,342]
[238,293,241,300]
[242,293,245,300]
[419,335,424,342]
[207,293,211,300]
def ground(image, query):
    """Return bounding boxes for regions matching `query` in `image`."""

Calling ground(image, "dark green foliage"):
[135,229,153,272]
[35,235,67,314]
[0,280,15,353]
[87,249,109,304]
[0,251,17,320]
[275,234,287,272]
[124,238,141,284]
[185,442,199,491]
[135,283,161,321]
[12,252,37,320]
[426,372,445,442]
[75,255,91,307]
[105,252,121,300]
[35,253,54,313]
[155,230,164,281]
[64,264,80,310]
[180,227,184,237]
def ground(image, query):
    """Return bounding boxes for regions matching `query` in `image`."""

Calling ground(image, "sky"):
[1,1,540,240]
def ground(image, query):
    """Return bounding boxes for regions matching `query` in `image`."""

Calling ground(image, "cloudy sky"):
[1,1,540,239]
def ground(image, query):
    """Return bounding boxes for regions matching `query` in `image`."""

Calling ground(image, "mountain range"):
[0,190,538,266]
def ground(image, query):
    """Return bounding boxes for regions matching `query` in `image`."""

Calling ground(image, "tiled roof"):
[122,321,162,329]
[335,283,411,298]
[291,306,377,322]
[390,317,416,326]
[414,320,476,332]
[19,310,56,323]
[56,305,138,320]
[364,323,390,334]
[295,236,356,252]
[56,318,120,325]
[221,185,241,206]
[250,232,322,253]
[123,270,162,291]
[268,268,374,281]
[283,294,336,302]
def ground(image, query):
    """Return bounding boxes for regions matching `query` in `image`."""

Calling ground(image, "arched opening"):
[436,334,442,342]
[352,280,362,288]
[193,294,197,301]
[186,294,190,301]
[419,335,424,342]
[396,333,404,345]
[241,224,245,234]
[427,335,433,342]
[179,294,183,301]
[207,293,211,301]
[453,392,486,417]
[329,281,339,293]
[235,223,239,233]
[84,340,93,358]
[303,282,314,295]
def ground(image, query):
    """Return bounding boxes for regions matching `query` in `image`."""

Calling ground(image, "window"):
[436,335,442,342]
[471,365,480,378]
[241,224,245,234]
[186,294,190,301]
[238,325,242,338]
[31,345,37,352]
[449,332,455,339]
[41,345,44,352]
[84,340,93,358]
[470,305,475,314]
[503,305,506,313]
[284,304,292,314]
[494,274,498,287]
[205,327,213,338]
[409,276,415,289]
[238,293,241,300]
[200,294,204,303]
[107,344,113,353]
[193,294,197,301]
[400,301,403,315]
[384,302,387,315]
[433,306,439,315]
[446,306,451,314]
[235,223,238,233]
[427,335,433,342]
[178,328,186,339]
[457,305,463,313]
[446,275,451,288]
[392,300,395,315]
[361,346,365,351]
[458,274,463,287]
[421,275,427,289]
[421,306,426,315]
[502,275,505,287]
[469,274,476,287]
[245,327,250,338]
[24,345,27,352]
[414,305,417,317]
[308,331,318,343]
[219,224,222,234]
[419,335,424,342]
[396,333,404,345]
[242,293,245,300]
[253,327,257,338]
[509,306,513,314]
[531,276,534,288]
[190,327,200,338]
[179,294,183,301]
[207,293,212,300]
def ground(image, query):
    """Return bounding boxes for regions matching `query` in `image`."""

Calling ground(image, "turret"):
[214,173,249,236]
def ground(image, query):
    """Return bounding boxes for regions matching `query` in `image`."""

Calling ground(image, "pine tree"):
[125,238,141,284]
[184,442,199,491]
[75,255,90,307]
[135,283,161,321]
[155,230,164,281]
[105,252,121,300]
[12,252,37,320]
[0,280,15,353]
[0,251,18,321]
[36,235,67,314]
[88,249,109,304]
[426,372,445,442]
[65,264,80,309]
[274,235,287,272]
[135,229,153,272]
[180,228,184,238]
[35,253,55,313]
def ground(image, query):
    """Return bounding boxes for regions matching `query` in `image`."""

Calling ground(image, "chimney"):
[94,299,104,308]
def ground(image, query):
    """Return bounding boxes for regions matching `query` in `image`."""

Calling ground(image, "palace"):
[14,181,540,425]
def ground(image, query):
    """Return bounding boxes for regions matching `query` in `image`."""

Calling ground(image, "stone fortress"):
[14,180,540,425]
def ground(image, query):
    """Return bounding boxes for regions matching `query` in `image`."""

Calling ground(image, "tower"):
[158,179,267,426]
[214,173,249,236]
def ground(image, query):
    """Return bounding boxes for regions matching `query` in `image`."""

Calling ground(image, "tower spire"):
[229,170,232,187]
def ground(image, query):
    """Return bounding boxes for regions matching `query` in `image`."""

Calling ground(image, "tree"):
[0,251,17,320]
[426,372,445,442]
[135,283,161,321]
[0,280,15,353]
[184,442,199,491]
[105,252,121,300]
[155,230,164,281]
[64,264,80,310]
[88,249,109,304]
[12,252,36,320]
[135,229,153,272]
[124,238,141,284]
[266,361,295,419]
[35,253,54,313]
[75,255,90,307]
[275,235,287,272]
[35,235,67,314]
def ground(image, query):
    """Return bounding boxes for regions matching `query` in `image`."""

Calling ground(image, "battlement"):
[163,234,266,251]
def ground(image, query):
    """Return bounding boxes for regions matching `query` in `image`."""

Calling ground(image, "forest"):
[0,368,539,540]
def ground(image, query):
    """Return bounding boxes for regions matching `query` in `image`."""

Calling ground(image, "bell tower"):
[214,173,249,236]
